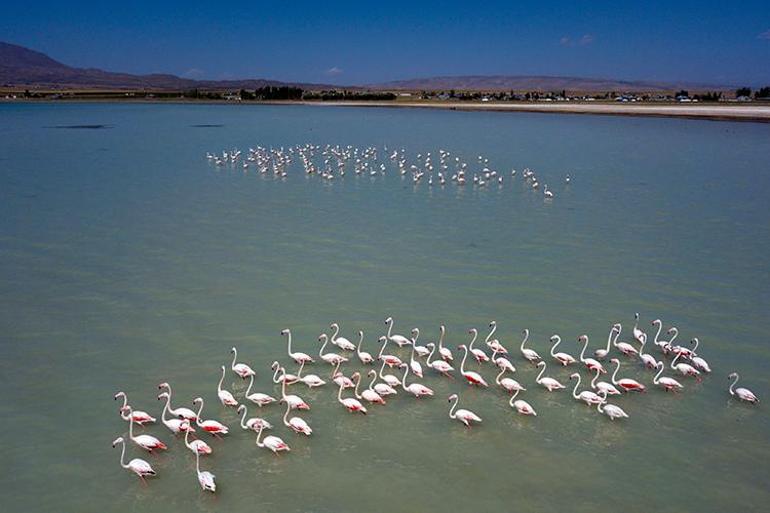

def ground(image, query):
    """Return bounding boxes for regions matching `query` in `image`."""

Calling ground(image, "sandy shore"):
[297,101,770,122]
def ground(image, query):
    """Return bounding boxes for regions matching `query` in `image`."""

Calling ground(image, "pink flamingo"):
[457,343,489,387]
[610,358,646,392]
[447,394,482,427]
[112,436,155,483]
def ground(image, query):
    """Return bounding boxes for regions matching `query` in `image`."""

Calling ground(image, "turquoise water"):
[1,103,769,512]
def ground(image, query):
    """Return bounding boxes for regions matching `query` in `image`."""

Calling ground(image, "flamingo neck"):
[401,365,410,388]
[368,371,377,391]
[118,439,128,469]
[386,319,393,339]
[591,369,599,389]
[509,389,520,405]
[240,406,248,429]
[378,338,387,359]
[379,361,388,380]
[580,338,588,361]
[281,371,288,399]
[671,353,681,370]
[426,344,436,365]
[448,397,458,419]
[653,363,664,384]
[285,331,293,355]
[611,361,620,384]
[218,367,225,392]
[283,401,291,425]
[460,346,468,374]
[160,395,171,422]
[550,336,561,356]
[729,374,739,394]
[353,374,362,399]
[469,331,478,350]
[256,426,265,447]
[231,349,237,369]
[195,451,201,474]
[520,330,529,351]
[127,408,135,439]
[536,364,546,383]
[495,366,505,384]
[319,337,329,357]
[331,324,340,341]
[337,381,344,402]
[692,338,699,353]
[572,375,581,399]
[669,328,678,345]
[605,329,613,352]
[195,400,204,425]
[356,332,364,352]
[438,326,445,350]
[246,375,255,396]
[117,393,128,410]
[486,324,496,344]
[653,322,662,344]
[184,426,192,449]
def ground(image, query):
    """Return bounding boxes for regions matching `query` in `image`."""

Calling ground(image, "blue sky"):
[2,1,769,86]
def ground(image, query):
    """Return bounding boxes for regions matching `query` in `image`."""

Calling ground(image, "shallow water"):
[1,103,769,512]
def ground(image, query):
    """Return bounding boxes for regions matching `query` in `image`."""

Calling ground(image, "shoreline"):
[3,98,770,122]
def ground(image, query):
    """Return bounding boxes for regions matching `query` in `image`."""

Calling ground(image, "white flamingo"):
[195,451,216,492]
[549,335,576,366]
[468,328,490,363]
[112,436,156,483]
[319,333,348,366]
[509,389,537,416]
[282,400,313,435]
[671,353,701,380]
[728,372,759,404]
[610,358,646,392]
[115,391,155,425]
[271,361,299,384]
[437,325,453,361]
[520,329,541,363]
[577,335,605,373]
[378,360,402,388]
[377,336,403,368]
[485,321,508,355]
[570,373,605,405]
[245,375,277,406]
[217,366,239,407]
[157,383,197,421]
[426,342,454,377]
[182,421,212,455]
[596,390,629,420]
[400,363,434,398]
[594,325,616,360]
[278,367,310,410]
[689,338,712,373]
[384,316,411,347]
[408,334,424,378]
[282,328,314,364]
[638,333,657,369]
[296,360,327,388]
[157,392,194,434]
[591,367,621,396]
[330,322,356,351]
[356,330,374,365]
[337,375,368,414]
[651,319,667,352]
[613,324,639,357]
[447,393,482,427]
[353,371,386,404]
[236,404,272,432]
[632,312,646,343]
[192,397,229,436]
[368,369,397,397]
[410,328,430,357]
[495,364,525,393]
[653,361,683,392]
[124,406,167,452]
[535,361,565,391]
[230,347,255,379]
[255,424,290,453]
[457,344,489,387]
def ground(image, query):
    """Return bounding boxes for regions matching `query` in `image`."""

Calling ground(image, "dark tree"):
[735,87,752,98]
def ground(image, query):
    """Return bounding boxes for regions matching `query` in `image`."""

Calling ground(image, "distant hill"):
[0,41,331,90]
[371,75,732,93]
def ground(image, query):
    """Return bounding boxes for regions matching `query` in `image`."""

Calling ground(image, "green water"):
[1,103,768,512]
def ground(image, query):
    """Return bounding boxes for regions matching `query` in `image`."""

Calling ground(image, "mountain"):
[0,41,329,90]
[371,75,731,93]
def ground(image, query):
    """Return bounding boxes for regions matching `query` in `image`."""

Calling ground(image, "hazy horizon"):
[2,1,769,86]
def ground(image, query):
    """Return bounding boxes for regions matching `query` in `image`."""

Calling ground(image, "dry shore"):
[298,101,770,122]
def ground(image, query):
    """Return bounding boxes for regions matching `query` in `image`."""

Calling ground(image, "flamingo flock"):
[112,314,759,492]
[206,144,569,200]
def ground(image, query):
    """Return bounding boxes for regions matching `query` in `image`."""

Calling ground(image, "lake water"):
[1,103,768,512]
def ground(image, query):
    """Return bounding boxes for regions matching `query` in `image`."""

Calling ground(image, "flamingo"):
[245,375,277,406]
[282,328,314,365]
[594,325,615,360]
[331,359,354,389]
[457,344,489,387]
[330,322,356,351]
[157,383,197,421]
[596,390,629,420]
[653,361,683,392]
[353,371,386,404]
[426,343,454,377]
[408,334,424,378]
[378,360,402,388]
[368,369,397,397]
[495,363,525,393]
[217,366,239,407]
[157,392,194,434]
[447,394,482,427]
[632,312,646,343]
[356,330,374,365]
[384,316,411,347]
[271,361,299,385]
[181,421,212,455]
[230,347,255,379]
[114,391,156,425]
[509,389,537,416]
[638,333,657,369]
[550,335,576,366]
[577,335,604,372]
[520,329,541,363]
[671,353,701,380]
[319,333,348,365]
[255,424,290,453]
[278,367,310,410]
[485,321,508,355]
[535,361,565,391]
[727,373,759,404]
[337,375,368,413]
[195,451,216,492]
[296,360,327,388]
[410,328,430,357]
[468,328,490,363]
[236,404,272,432]
[613,324,639,357]
[282,400,313,435]
[591,367,621,396]
[400,363,434,398]
[689,338,712,373]
[570,373,605,405]
[437,325,453,361]
[667,331,694,358]
[377,336,402,367]
[112,436,156,482]
[124,406,167,451]
[610,358,646,392]
[662,327,680,355]
[651,319,667,352]
[494,356,516,373]
[192,397,229,436]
